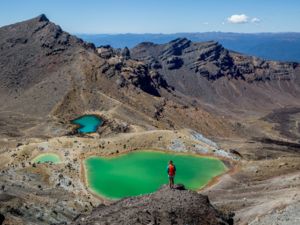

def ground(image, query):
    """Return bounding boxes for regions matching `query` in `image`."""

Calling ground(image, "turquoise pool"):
[71,115,103,133]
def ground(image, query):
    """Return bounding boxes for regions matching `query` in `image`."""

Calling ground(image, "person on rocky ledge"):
[167,160,176,189]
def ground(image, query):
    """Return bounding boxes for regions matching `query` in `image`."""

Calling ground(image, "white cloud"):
[203,22,209,25]
[227,14,261,24]
[227,14,249,24]
[251,17,261,23]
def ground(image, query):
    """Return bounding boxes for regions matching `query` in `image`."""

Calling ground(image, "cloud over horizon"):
[227,14,249,24]
[227,14,261,24]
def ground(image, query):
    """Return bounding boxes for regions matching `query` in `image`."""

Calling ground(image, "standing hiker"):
[167,160,176,189]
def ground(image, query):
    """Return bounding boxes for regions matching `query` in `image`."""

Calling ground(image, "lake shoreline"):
[81,149,236,200]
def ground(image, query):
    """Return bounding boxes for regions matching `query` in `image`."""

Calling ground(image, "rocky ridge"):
[131,38,300,115]
[131,37,299,82]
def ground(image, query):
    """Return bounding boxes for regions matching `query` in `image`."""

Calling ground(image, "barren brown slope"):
[0,14,95,116]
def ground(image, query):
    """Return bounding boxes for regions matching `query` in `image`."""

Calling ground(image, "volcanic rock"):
[73,185,233,225]
[97,45,115,58]
[166,56,183,70]
[121,46,130,59]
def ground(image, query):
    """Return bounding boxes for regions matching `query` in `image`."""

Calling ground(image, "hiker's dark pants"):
[169,175,174,187]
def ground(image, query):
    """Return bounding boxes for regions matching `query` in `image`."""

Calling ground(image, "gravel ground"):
[249,201,300,225]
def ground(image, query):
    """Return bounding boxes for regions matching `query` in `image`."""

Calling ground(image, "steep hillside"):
[0,14,95,116]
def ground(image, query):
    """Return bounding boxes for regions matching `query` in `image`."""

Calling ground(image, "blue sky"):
[0,0,299,34]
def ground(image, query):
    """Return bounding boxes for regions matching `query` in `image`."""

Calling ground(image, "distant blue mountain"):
[77,32,300,62]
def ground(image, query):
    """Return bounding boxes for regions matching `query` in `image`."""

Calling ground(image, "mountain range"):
[78,32,300,62]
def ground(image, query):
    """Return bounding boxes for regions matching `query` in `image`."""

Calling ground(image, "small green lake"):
[84,151,227,199]
[33,153,61,164]
[71,115,103,133]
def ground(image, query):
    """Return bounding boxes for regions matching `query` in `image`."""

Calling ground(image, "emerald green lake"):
[33,153,61,164]
[84,151,227,199]
[71,115,103,133]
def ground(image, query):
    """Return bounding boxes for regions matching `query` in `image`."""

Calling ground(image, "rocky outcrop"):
[121,46,130,59]
[73,185,234,225]
[96,45,115,58]
[231,52,299,82]
[96,45,170,96]
[119,61,163,96]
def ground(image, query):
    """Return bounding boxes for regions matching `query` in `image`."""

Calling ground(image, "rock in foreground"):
[73,185,233,225]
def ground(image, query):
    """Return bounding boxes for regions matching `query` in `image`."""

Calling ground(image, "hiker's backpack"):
[168,164,176,176]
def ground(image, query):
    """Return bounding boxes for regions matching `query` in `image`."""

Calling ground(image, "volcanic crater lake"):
[33,153,61,164]
[71,115,103,133]
[84,151,227,199]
